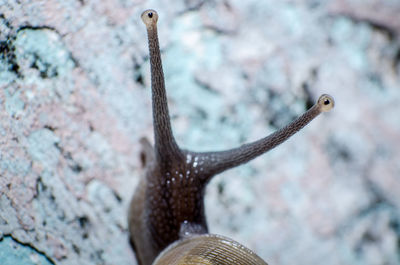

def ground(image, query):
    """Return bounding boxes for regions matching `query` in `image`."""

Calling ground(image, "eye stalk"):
[141,9,158,28]
[317,94,334,112]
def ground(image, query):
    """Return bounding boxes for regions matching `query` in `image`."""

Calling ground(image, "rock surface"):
[1,0,399,264]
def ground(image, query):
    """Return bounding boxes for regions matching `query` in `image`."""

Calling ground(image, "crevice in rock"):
[179,0,206,14]
[112,190,122,203]
[264,90,298,129]
[17,25,59,35]
[194,76,220,95]
[301,67,319,110]
[1,234,56,265]
[30,52,59,78]
[0,13,21,79]
[393,47,400,72]
[54,142,84,174]
[34,176,47,199]
[72,243,81,255]
[132,58,144,86]
[346,15,396,41]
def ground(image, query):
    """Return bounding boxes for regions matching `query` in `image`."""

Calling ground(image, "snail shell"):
[153,234,268,265]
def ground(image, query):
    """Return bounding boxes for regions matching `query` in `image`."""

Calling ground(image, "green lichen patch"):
[14,28,75,79]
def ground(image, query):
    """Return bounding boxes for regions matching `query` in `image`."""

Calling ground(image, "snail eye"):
[141,9,158,26]
[317,94,334,112]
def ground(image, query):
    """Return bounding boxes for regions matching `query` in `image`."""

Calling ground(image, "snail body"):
[129,9,334,265]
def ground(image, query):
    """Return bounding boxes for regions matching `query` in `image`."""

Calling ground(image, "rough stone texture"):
[1,0,399,264]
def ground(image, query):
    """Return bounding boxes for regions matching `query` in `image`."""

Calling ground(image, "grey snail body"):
[128,9,334,265]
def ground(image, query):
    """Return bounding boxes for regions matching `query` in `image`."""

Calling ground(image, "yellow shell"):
[153,234,268,265]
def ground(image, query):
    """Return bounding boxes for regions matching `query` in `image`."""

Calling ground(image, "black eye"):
[148,12,153,18]
[324,99,330,105]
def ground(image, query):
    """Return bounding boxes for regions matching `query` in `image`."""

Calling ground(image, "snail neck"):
[145,161,209,259]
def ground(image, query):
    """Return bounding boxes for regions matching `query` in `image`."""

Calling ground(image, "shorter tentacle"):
[192,94,334,180]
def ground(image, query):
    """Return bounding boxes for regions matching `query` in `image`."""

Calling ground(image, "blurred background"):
[1,0,399,264]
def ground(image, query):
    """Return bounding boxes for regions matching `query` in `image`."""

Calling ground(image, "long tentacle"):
[142,10,182,162]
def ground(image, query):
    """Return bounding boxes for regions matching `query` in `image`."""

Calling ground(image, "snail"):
[128,9,334,265]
